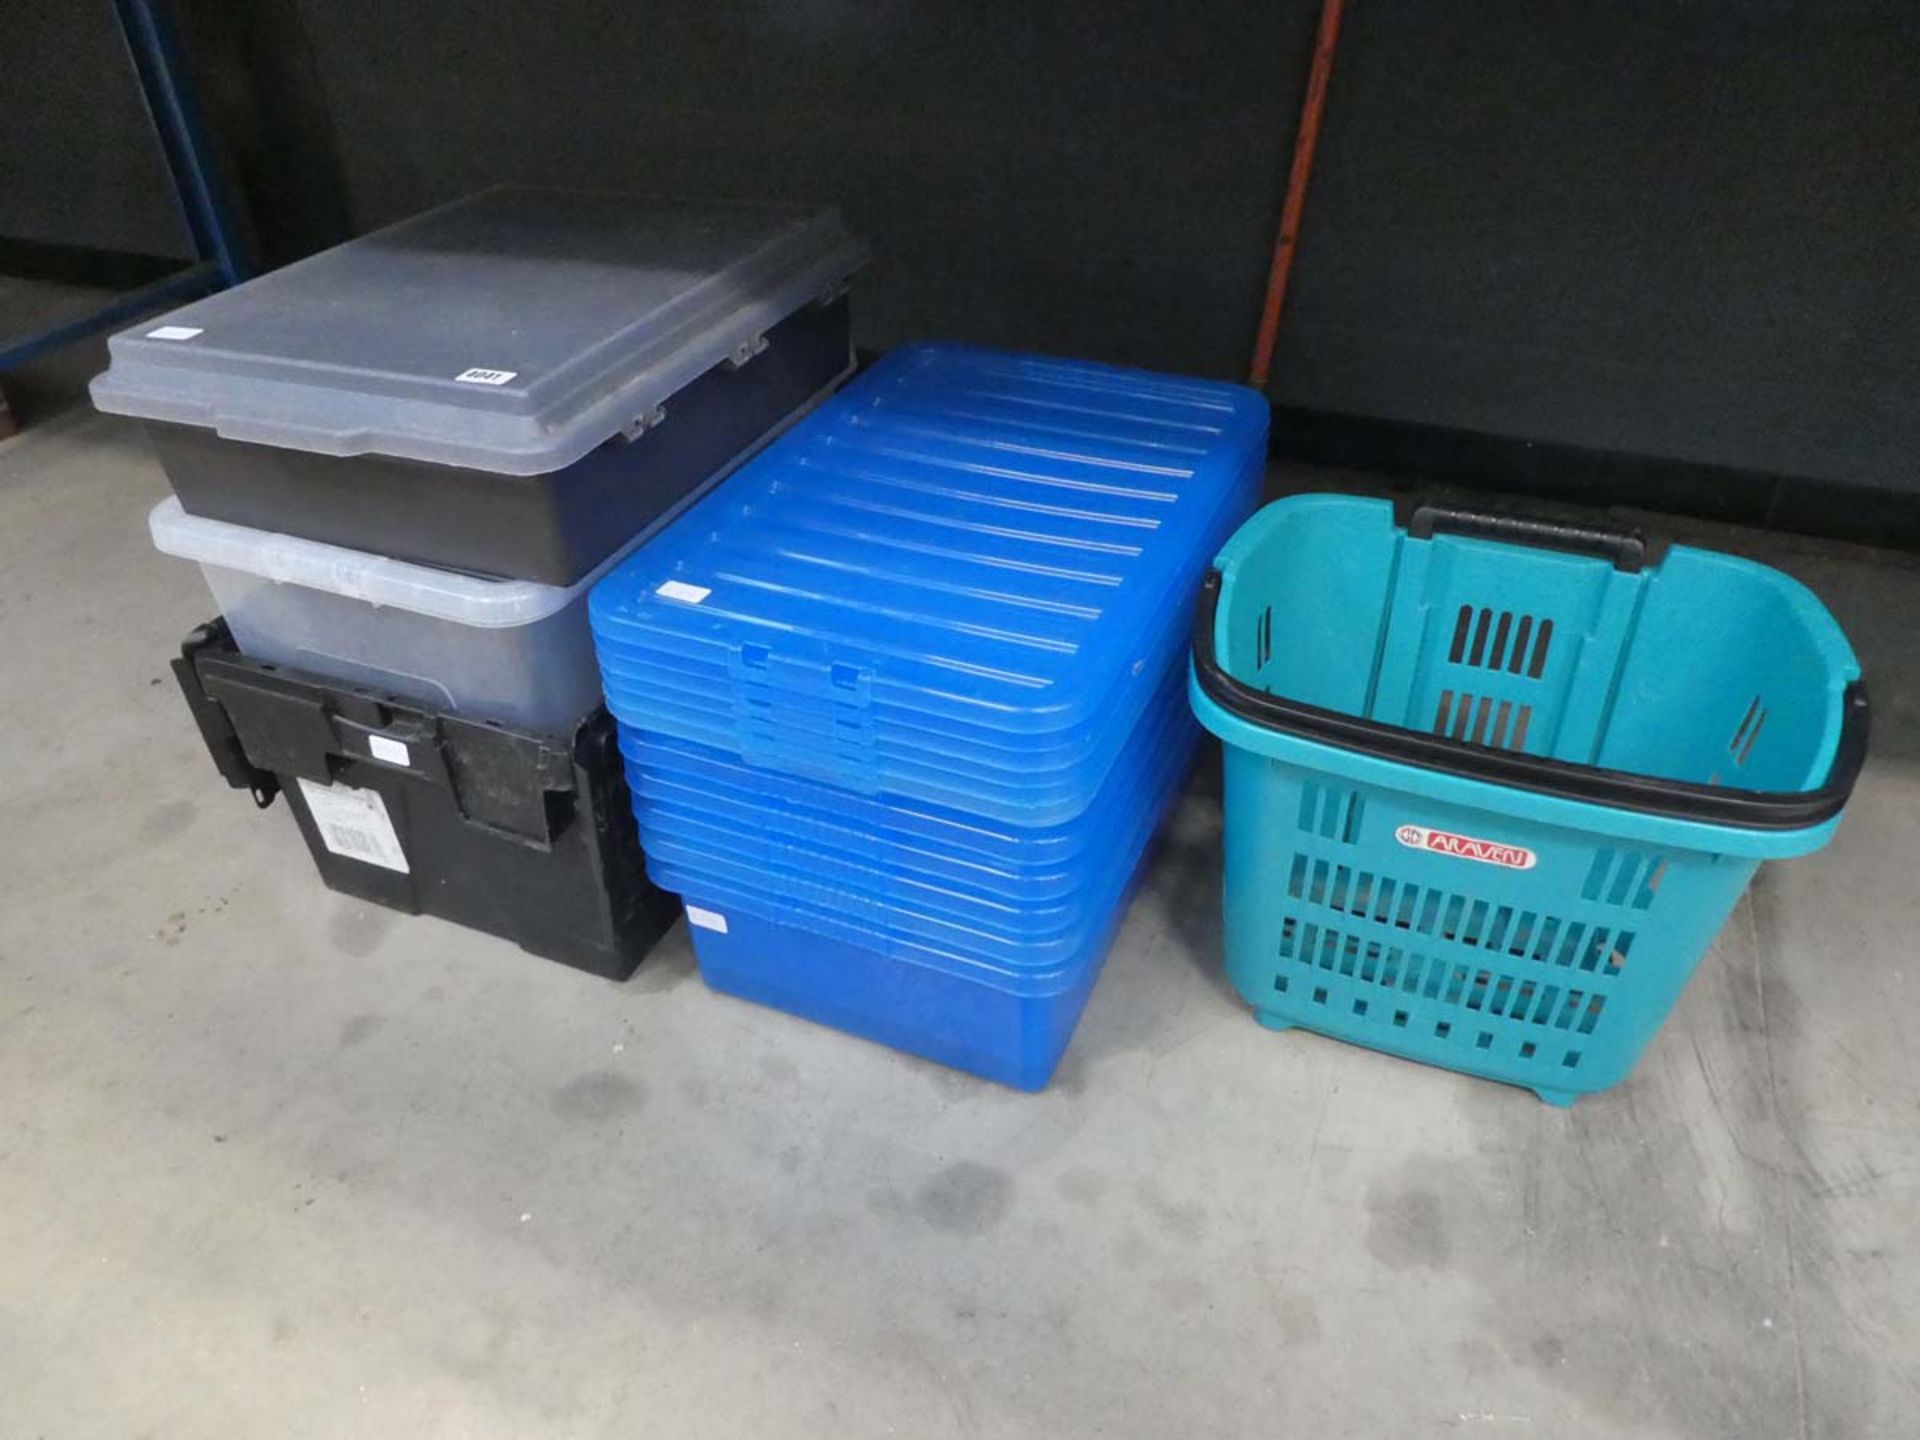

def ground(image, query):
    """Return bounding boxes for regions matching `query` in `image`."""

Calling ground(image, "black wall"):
[1270,1,1920,506]
[270,0,1314,380]
[0,4,191,259]
[36,1,1920,526]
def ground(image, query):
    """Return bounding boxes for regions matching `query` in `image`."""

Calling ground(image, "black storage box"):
[94,190,868,584]
[141,298,852,585]
[174,619,679,980]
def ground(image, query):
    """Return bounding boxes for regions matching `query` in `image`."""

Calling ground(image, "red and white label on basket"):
[1395,824,1537,870]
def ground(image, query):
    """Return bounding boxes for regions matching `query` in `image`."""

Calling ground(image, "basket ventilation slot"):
[1296,782,1365,844]
[1450,605,1552,677]
[1284,856,1641,973]
[1581,847,1667,911]
[1433,690,1533,751]
[1276,914,1606,1061]
[1729,696,1767,767]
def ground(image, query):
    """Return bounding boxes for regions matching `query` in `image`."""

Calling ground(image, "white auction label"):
[685,905,730,934]
[297,780,409,873]
[655,580,712,604]
[454,367,517,385]
[367,734,411,767]
[147,326,203,341]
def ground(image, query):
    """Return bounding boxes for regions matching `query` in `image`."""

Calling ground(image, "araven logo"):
[1395,824,1537,870]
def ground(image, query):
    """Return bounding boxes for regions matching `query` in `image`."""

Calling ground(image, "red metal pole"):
[1248,0,1347,389]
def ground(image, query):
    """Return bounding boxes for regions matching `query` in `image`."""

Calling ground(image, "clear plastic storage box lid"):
[90,188,868,475]
[150,496,623,627]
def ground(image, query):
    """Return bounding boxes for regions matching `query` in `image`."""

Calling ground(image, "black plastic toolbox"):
[174,619,679,980]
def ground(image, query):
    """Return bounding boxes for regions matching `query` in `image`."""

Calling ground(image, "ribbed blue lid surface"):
[590,342,1265,816]
[639,692,1199,981]
[624,663,1193,917]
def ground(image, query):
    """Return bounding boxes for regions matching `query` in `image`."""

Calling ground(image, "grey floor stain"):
[1153,1274,1211,1310]
[911,1161,1013,1235]
[1135,1179,1209,1243]
[1113,1229,1154,1271]
[327,904,396,959]
[135,799,197,845]
[758,1054,800,1087]
[740,1272,787,1326]
[550,1071,647,1123]
[894,1049,992,1102]
[1412,898,1881,1440]
[337,1013,384,1050]
[1137,781,1240,1012]
[1055,1166,1108,1207]
[440,1308,518,1383]
[1363,1184,1452,1270]
[1046,1050,1093,1097]
[677,1075,710,1109]
[625,947,692,994]
[1271,1289,1322,1348]
[926,1061,987,1102]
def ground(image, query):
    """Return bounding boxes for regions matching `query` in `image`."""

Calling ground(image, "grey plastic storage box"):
[93,188,868,584]
[149,496,665,734]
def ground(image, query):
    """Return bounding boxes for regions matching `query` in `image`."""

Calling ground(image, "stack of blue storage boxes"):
[589,344,1266,1086]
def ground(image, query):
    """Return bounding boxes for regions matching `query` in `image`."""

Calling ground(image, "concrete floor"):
[0,276,122,430]
[2,405,1917,1440]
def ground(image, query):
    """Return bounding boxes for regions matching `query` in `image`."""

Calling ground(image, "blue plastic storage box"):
[1190,495,1868,1105]
[590,343,1266,822]
[652,694,1196,1090]
[628,666,1196,958]
[624,666,1196,922]
[590,343,1267,1085]
[634,666,1196,1088]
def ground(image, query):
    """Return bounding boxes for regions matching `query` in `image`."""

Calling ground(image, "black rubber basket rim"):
[1191,570,1869,832]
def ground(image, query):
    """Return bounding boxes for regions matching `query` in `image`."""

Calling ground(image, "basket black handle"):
[1190,570,1870,831]
[1408,503,1649,572]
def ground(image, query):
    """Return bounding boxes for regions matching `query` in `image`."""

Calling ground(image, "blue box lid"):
[590,342,1265,811]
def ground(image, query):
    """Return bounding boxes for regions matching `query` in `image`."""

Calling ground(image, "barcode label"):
[329,826,381,858]
[297,779,409,873]
[455,367,517,386]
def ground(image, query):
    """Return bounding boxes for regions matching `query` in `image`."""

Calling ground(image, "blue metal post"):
[109,0,252,288]
[0,0,251,373]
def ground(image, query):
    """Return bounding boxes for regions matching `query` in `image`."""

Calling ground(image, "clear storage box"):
[150,496,658,733]
[96,188,867,584]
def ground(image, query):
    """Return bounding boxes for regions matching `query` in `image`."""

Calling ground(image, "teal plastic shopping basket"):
[1189,495,1868,1104]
